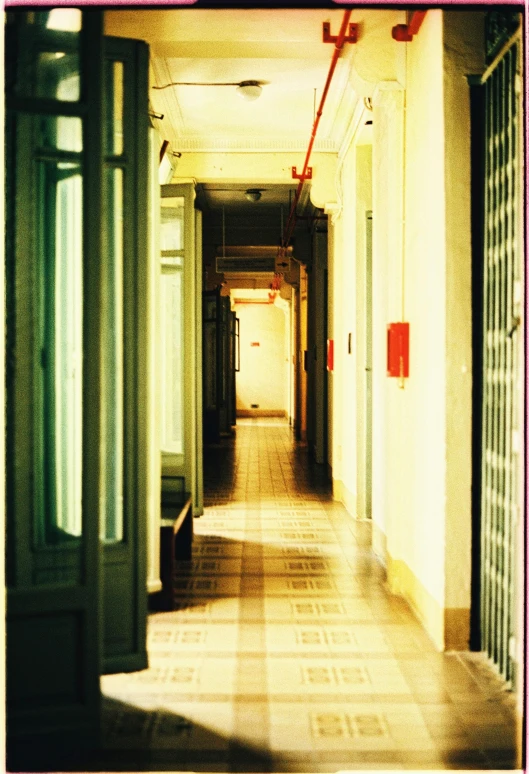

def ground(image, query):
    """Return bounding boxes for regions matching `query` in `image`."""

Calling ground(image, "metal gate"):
[480,29,522,684]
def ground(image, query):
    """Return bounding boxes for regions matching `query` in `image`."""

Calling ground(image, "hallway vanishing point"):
[100,419,517,772]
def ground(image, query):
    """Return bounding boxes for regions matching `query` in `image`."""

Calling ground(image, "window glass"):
[105,60,124,156]
[102,168,125,543]
[37,115,83,153]
[8,12,82,102]
[45,9,82,32]
[36,51,80,102]
[37,160,83,544]
[161,270,184,454]
[161,197,185,254]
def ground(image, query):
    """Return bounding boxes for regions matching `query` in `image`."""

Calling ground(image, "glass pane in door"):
[161,196,184,258]
[37,159,83,544]
[102,167,125,543]
[160,269,184,454]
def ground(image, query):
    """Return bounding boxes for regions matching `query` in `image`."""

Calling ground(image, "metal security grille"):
[480,40,521,684]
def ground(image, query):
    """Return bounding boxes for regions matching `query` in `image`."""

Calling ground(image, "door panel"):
[5,10,103,767]
[218,296,232,434]
[101,36,149,675]
[160,183,200,502]
[314,231,328,465]
[194,209,204,515]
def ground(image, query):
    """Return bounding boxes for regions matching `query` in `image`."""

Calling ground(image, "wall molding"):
[387,555,444,650]
[170,136,338,153]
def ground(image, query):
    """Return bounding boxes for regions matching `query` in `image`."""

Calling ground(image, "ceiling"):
[195,182,299,214]
[105,9,356,155]
[104,8,392,221]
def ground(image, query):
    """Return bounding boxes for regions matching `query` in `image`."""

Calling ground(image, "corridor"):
[100,420,517,772]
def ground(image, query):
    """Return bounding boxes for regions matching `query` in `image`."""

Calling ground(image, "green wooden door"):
[5,10,104,768]
[203,288,221,442]
[100,36,149,675]
[194,208,204,516]
[160,183,202,513]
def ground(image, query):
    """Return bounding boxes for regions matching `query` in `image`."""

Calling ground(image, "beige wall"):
[329,10,484,651]
[354,144,373,520]
[389,10,447,645]
[235,302,288,415]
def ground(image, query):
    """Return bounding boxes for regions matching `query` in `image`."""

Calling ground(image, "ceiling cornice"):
[151,58,186,137]
[170,137,338,153]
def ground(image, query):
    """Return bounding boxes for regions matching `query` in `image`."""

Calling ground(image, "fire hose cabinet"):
[387,322,409,378]
[327,339,334,371]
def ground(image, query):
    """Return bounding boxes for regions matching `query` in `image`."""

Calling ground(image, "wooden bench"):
[149,477,193,611]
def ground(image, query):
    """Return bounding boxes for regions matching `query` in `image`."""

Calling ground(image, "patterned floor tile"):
[98,419,517,771]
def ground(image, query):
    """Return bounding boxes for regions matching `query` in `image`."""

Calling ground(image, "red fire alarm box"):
[327,339,334,371]
[387,322,409,378]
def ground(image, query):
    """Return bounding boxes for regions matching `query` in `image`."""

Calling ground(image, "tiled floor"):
[100,419,518,772]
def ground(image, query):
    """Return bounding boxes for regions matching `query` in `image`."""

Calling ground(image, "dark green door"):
[5,10,104,768]
[100,36,149,676]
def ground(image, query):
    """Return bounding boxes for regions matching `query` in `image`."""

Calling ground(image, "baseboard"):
[444,607,470,650]
[236,409,287,417]
[372,521,387,567]
[387,554,444,650]
[332,478,344,503]
[340,481,357,519]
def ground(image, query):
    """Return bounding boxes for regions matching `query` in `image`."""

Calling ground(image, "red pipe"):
[408,10,426,36]
[392,11,427,42]
[281,9,352,248]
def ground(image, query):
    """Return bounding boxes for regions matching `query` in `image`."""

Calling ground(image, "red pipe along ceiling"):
[281,9,353,250]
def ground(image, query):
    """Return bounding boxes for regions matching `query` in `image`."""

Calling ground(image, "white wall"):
[235,301,288,415]
[354,144,373,520]
[385,12,447,643]
[328,10,484,651]
[373,10,484,648]
[336,147,358,517]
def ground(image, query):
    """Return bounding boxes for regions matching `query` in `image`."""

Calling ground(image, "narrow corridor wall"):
[369,10,484,649]
[329,10,484,651]
[355,144,373,520]
[379,10,448,648]
[337,147,358,517]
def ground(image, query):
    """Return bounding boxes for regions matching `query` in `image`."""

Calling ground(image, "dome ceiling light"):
[245,189,262,202]
[236,81,263,101]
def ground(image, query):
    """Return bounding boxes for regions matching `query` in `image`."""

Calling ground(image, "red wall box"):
[387,322,410,378]
[327,339,334,371]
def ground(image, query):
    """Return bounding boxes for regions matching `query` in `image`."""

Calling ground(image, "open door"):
[160,183,202,514]
[5,10,104,768]
[194,209,204,515]
[100,36,149,675]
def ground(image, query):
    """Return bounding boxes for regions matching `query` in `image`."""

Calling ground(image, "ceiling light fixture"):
[245,189,262,202]
[236,81,263,101]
